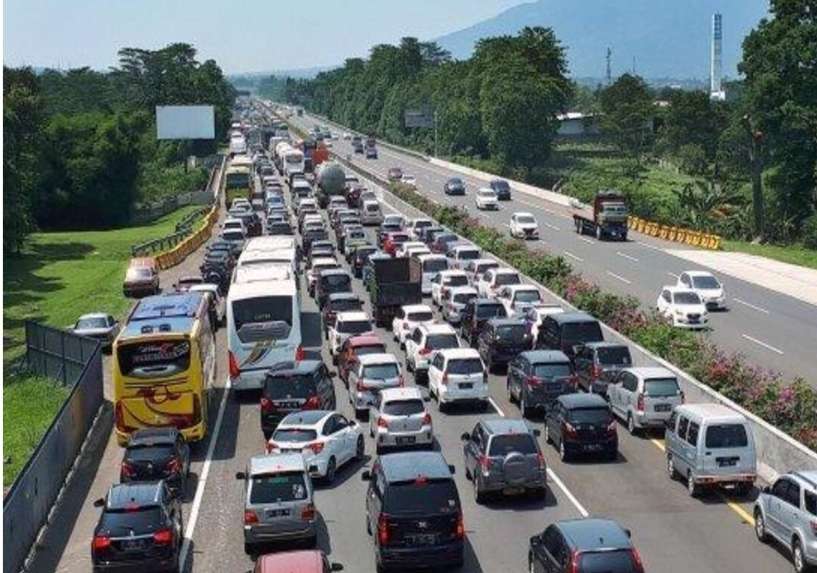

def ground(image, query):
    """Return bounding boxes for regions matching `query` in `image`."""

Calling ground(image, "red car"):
[337,334,387,385]
[254,550,343,573]
[382,232,410,256]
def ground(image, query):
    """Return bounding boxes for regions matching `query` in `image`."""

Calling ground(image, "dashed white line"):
[666,272,679,279]
[606,271,633,285]
[577,237,595,245]
[616,251,639,263]
[563,251,584,263]
[636,241,663,251]
[733,298,770,315]
[741,334,784,355]
[544,222,561,231]
[488,397,505,416]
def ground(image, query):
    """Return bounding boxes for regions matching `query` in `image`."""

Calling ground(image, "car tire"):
[559,440,569,462]
[627,414,638,436]
[244,542,256,556]
[794,538,809,573]
[507,382,515,404]
[325,457,337,484]
[355,435,365,460]
[687,472,700,497]
[754,509,768,543]
[521,395,531,419]
[473,477,485,504]
[544,424,552,444]
[666,454,679,480]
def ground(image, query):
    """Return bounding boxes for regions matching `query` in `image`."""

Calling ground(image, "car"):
[459,297,509,346]
[236,453,318,554]
[657,286,709,329]
[348,353,404,418]
[489,178,512,200]
[253,550,344,573]
[362,452,464,571]
[123,258,160,297]
[441,286,479,325]
[369,387,433,454]
[260,360,337,438]
[378,214,405,242]
[430,270,470,307]
[336,334,388,385]
[220,228,247,253]
[404,323,461,383]
[224,216,248,235]
[754,471,817,573]
[509,212,539,239]
[535,312,604,360]
[461,418,546,502]
[188,283,224,328]
[529,518,645,573]
[175,276,204,291]
[477,318,534,372]
[474,187,499,210]
[507,350,576,418]
[496,284,544,317]
[382,232,410,256]
[91,482,183,573]
[267,410,365,483]
[342,132,351,140]
[322,293,364,339]
[445,244,482,271]
[545,393,617,462]
[520,303,564,342]
[427,348,489,412]
[391,304,435,347]
[429,232,460,255]
[360,200,384,226]
[607,367,684,434]
[120,428,191,497]
[572,342,633,397]
[477,267,522,298]
[387,167,404,181]
[70,313,120,350]
[444,177,466,195]
[407,218,434,240]
[395,240,426,258]
[306,257,340,296]
[463,258,500,285]
[329,311,374,358]
[400,174,416,188]
[677,270,726,310]
[351,245,379,278]
[315,269,353,309]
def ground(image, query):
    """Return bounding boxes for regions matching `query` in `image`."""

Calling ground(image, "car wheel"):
[355,435,365,460]
[754,509,768,542]
[507,382,515,403]
[627,414,638,435]
[325,457,337,483]
[521,395,530,419]
[666,454,679,480]
[734,481,751,497]
[473,476,485,504]
[544,424,552,444]
[244,542,256,556]
[366,514,372,535]
[794,539,810,573]
[687,472,700,497]
[596,226,603,240]
[559,440,568,462]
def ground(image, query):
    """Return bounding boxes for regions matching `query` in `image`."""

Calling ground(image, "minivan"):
[536,312,604,360]
[361,200,384,226]
[607,367,683,434]
[665,403,757,497]
[260,361,336,438]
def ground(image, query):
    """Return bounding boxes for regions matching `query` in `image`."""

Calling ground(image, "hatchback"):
[428,348,489,412]
[260,361,337,438]
[545,394,618,462]
[120,428,191,497]
[370,387,433,454]
[253,550,343,573]
[572,342,633,397]
[507,350,576,418]
[348,353,404,419]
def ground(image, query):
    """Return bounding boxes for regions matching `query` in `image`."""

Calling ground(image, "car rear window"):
[338,319,372,335]
[568,407,612,425]
[476,304,507,320]
[704,424,748,449]
[596,347,632,366]
[445,275,469,287]
[514,290,541,303]
[488,434,537,456]
[562,321,603,344]
[495,324,528,342]
[383,399,425,416]
[533,363,572,379]
[100,507,164,535]
[494,273,521,287]
[578,550,639,573]
[117,340,191,378]
[458,250,480,260]
[223,230,245,241]
[407,311,433,322]
[453,292,476,304]
[384,479,459,515]
[249,472,308,504]
[362,363,400,380]
[265,375,317,399]
[329,299,363,313]
[447,358,483,375]
[644,378,680,397]
[692,276,720,289]
[322,274,351,289]
[674,292,702,305]
[272,429,317,443]
[355,344,387,356]
[125,444,174,462]
[426,334,459,350]
[423,259,448,273]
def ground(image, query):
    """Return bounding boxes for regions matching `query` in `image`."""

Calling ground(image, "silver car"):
[441,286,478,325]
[70,313,120,350]
[461,418,546,503]
[348,353,403,418]
[754,471,817,573]
[236,453,317,554]
[369,387,433,454]
[607,367,683,434]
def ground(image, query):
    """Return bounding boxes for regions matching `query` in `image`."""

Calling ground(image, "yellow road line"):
[650,438,666,451]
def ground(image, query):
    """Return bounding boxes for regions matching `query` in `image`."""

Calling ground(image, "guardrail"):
[628,216,722,250]
[4,323,104,573]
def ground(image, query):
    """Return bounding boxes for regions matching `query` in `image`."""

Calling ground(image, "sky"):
[3,0,527,73]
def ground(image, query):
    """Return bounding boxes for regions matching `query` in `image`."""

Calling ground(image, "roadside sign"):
[404,109,434,129]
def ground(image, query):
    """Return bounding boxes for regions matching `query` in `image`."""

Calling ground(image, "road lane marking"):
[577,237,594,245]
[606,271,632,285]
[563,251,584,262]
[636,241,662,251]
[666,272,679,279]
[179,377,232,571]
[544,222,561,231]
[650,438,666,452]
[741,334,784,355]
[488,397,505,416]
[616,251,639,263]
[732,298,770,314]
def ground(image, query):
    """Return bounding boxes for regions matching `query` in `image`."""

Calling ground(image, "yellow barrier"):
[626,216,721,250]
[155,204,219,270]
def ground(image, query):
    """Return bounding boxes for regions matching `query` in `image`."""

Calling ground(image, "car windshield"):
[692,276,721,289]
[383,479,458,515]
[488,434,537,456]
[596,347,632,366]
[447,358,483,375]
[562,322,603,344]
[265,375,317,399]
[322,274,351,289]
[249,472,308,504]
[453,292,477,304]
[495,273,521,286]
[674,292,702,305]
[578,550,640,573]
[362,363,400,380]
[272,428,317,443]
[644,377,680,397]
[514,290,541,303]
[232,296,293,343]
[426,334,459,350]
[383,399,425,416]
[126,268,153,280]
[704,424,748,448]
[445,275,469,287]
[76,317,108,329]
[495,324,528,342]
[407,311,433,322]
[533,363,572,379]
[568,407,612,424]
[423,259,448,273]
[338,319,372,334]
[476,304,507,320]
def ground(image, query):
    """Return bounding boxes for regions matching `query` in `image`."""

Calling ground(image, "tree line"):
[4,43,236,253]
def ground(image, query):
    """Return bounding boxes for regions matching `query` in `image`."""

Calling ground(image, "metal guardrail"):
[4,322,104,573]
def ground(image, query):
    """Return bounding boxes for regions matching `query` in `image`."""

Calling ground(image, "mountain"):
[228,65,336,80]
[434,0,769,79]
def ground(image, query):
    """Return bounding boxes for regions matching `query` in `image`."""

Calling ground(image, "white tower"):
[710,13,726,101]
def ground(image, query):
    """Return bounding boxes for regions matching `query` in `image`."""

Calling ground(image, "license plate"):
[408,533,437,545]
[122,539,146,551]
[266,508,291,518]
[503,487,524,496]
[654,403,671,412]
[583,444,603,452]
[396,436,416,445]
[718,459,737,467]
[458,383,473,389]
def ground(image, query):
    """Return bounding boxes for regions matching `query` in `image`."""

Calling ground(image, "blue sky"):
[3,0,526,72]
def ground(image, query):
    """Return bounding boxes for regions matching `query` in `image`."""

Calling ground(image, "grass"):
[3,373,71,486]
[722,240,817,270]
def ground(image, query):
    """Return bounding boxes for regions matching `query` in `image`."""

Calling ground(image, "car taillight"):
[295,345,305,361]
[260,396,275,413]
[607,419,617,435]
[301,504,316,520]
[629,548,646,573]
[455,511,465,539]
[636,393,645,412]
[244,510,259,525]
[397,375,405,387]
[478,455,492,472]
[592,364,603,379]
[304,396,320,410]
[442,372,449,385]
[419,347,432,356]
[306,442,325,455]
[120,460,136,478]
[377,514,391,546]
[228,351,240,379]
[526,376,542,387]
[165,457,181,474]
[377,417,389,429]
[422,412,432,426]
[153,528,174,545]
[92,535,111,553]
[563,422,578,439]
[568,550,581,573]
[537,451,546,470]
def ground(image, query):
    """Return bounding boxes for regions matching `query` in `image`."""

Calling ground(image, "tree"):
[659,90,729,162]
[599,74,654,159]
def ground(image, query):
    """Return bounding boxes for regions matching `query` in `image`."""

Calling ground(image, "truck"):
[315,162,347,208]
[367,256,422,327]
[572,190,629,241]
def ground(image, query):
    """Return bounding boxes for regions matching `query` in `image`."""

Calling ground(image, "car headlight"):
[674,309,684,317]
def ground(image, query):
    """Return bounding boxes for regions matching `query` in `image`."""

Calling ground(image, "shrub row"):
[389,182,817,451]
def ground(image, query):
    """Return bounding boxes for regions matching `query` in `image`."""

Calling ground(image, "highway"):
[287,110,817,388]
[29,156,795,573]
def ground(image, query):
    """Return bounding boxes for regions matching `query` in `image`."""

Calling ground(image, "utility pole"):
[606,48,612,85]
[434,109,438,158]
[742,114,765,241]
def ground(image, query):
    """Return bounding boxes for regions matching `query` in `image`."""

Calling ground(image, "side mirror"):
[572,344,584,356]
[448,464,456,475]
[308,464,319,474]
[532,429,541,437]
[460,432,470,442]
[423,396,431,403]
[762,485,771,494]
[361,470,371,481]
[235,471,246,480]
[530,535,542,546]
[625,528,632,538]
[331,564,344,572]
[93,498,105,508]
[350,420,358,427]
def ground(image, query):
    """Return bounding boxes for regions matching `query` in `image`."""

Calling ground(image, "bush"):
[802,214,817,250]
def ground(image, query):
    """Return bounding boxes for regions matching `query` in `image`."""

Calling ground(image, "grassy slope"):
[722,240,817,271]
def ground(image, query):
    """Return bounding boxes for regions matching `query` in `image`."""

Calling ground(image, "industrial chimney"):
[710,13,726,101]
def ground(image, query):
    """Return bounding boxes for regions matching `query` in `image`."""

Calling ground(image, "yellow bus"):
[112,292,216,446]
[225,156,253,209]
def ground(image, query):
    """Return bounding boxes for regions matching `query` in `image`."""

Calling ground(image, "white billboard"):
[156,105,215,140]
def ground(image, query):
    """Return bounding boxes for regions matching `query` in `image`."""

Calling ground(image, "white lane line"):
[666,272,679,279]
[733,298,770,315]
[544,222,561,231]
[616,251,639,263]
[179,377,232,571]
[563,251,584,263]
[488,397,505,416]
[577,236,595,245]
[636,241,662,251]
[741,334,784,355]
[606,271,633,285]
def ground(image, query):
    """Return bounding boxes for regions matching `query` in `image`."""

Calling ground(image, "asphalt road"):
[287,110,817,389]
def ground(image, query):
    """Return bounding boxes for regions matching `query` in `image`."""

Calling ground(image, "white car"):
[427,348,489,412]
[657,286,709,329]
[404,245,431,259]
[475,188,499,210]
[395,241,427,258]
[676,270,726,310]
[496,284,544,317]
[477,268,522,298]
[408,218,434,240]
[463,258,500,285]
[509,212,540,239]
[223,217,247,235]
[404,323,461,381]
[370,387,433,454]
[329,311,374,356]
[342,132,351,140]
[521,303,564,341]
[441,286,479,325]
[446,244,482,270]
[430,270,470,307]
[307,257,340,293]
[391,304,435,347]
[347,353,404,416]
[267,410,364,483]
[401,175,417,188]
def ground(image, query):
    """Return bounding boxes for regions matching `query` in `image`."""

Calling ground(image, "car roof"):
[358,353,399,366]
[419,323,457,334]
[266,360,323,377]
[256,550,324,571]
[492,268,519,276]
[402,304,432,313]
[336,311,369,321]
[675,403,747,423]
[438,269,468,277]
[106,482,163,509]
[513,212,535,218]
[625,367,676,379]
[521,350,570,363]
[416,253,446,261]
[438,348,481,360]
[582,341,628,350]
[127,427,180,446]
[482,417,531,436]
[663,285,696,294]
[380,452,453,483]
[683,270,716,278]
[319,268,349,277]
[558,393,609,408]
[347,334,383,347]
[790,471,817,489]
[447,286,478,295]
[557,518,632,551]
[549,312,597,324]
[311,257,338,266]
[328,292,360,302]
[503,284,539,292]
[380,387,423,401]
[249,453,306,476]
[280,410,333,427]
[78,312,108,320]
[487,318,526,328]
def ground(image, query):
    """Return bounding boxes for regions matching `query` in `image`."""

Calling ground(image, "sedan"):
[475,188,499,210]
[370,387,433,454]
[657,286,709,329]
[444,177,466,195]
[509,212,539,239]
[71,313,120,351]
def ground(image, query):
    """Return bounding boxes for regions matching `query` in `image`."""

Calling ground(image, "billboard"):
[404,109,434,128]
[156,105,215,139]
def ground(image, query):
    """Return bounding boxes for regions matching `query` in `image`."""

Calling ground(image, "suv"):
[260,361,337,438]
[506,350,576,418]
[387,167,404,181]
[316,269,353,309]
[489,178,512,200]
[336,334,388,385]
[536,312,604,361]
[460,298,508,346]
[754,471,817,573]
[545,394,617,462]
[91,482,182,573]
[607,367,683,434]
[529,518,645,573]
[322,293,364,339]
[461,418,546,503]
[444,177,466,195]
[477,318,534,372]
[120,428,191,497]
[427,348,489,412]
[348,353,404,419]
[404,323,461,383]
[236,453,318,554]
[362,452,464,571]
[573,342,633,397]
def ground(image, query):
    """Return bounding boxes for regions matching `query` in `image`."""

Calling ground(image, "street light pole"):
[742,114,765,241]
[434,109,438,158]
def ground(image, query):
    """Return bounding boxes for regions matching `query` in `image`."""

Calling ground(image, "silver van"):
[607,367,683,434]
[665,403,756,497]
[236,453,317,554]
[360,200,384,226]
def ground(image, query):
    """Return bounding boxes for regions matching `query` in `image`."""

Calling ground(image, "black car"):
[302,228,329,254]
[236,212,263,237]
[444,177,466,195]
[322,293,365,338]
[423,227,449,247]
[476,318,533,372]
[529,518,645,573]
[536,312,604,361]
[351,245,379,278]
[260,361,337,438]
[316,269,353,309]
[573,342,633,397]
[507,350,576,418]
[489,179,512,200]
[544,394,617,462]
[460,298,508,346]
[91,482,182,573]
[120,428,191,496]
[362,452,463,571]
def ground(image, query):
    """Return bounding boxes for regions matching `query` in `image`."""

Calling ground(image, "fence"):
[4,322,104,573]
[628,216,722,250]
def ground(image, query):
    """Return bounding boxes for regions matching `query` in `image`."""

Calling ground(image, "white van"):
[414,253,448,296]
[360,200,384,226]
[227,278,303,392]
